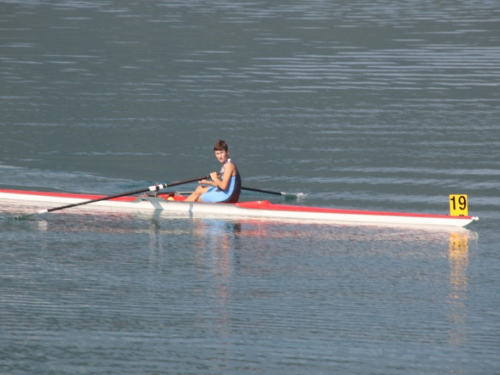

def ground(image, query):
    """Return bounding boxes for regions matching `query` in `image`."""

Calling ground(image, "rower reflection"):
[193,219,241,337]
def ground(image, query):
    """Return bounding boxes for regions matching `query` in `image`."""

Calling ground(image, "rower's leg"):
[185,186,209,202]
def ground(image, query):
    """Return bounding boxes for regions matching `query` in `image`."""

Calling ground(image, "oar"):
[242,186,305,198]
[9,175,209,220]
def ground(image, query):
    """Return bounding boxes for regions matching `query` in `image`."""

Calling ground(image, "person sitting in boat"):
[185,140,241,203]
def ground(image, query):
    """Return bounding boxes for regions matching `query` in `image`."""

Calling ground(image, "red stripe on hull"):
[235,200,472,220]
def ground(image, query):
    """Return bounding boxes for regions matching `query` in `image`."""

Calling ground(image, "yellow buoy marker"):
[449,194,468,216]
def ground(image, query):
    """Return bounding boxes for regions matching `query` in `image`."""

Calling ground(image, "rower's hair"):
[214,139,228,152]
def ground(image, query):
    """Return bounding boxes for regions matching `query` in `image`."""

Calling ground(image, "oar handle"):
[160,175,210,189]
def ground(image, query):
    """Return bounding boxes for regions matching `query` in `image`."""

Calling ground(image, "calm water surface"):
[1,1,499,374]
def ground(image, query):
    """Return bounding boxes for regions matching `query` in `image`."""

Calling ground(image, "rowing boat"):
[0,189,478,227]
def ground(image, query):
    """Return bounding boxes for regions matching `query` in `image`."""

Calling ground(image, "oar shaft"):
[241,186,284,196]
[45,187,151,213]
[17,175,209,218]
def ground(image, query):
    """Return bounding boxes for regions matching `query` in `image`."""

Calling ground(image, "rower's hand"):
[209,171,218,181]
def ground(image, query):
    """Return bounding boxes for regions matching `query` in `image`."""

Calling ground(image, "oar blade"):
[5,209,48,221]
[282,192,306,200]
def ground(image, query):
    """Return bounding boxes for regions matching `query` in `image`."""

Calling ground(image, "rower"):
[185,140,242,203]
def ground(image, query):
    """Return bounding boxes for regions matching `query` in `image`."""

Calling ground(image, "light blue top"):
[201,159,241,203]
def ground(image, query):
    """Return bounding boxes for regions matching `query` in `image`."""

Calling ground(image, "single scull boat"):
[0,189,478,227]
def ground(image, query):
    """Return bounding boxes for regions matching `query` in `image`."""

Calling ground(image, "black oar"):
[9,175,209,220]
[242,186,305,198]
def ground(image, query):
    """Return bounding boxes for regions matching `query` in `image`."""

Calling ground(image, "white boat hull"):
[0,189,478,228]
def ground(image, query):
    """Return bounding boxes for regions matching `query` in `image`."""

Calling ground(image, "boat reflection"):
[4,206,478,351]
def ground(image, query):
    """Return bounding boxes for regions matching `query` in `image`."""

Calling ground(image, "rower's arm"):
[211,163,235,191]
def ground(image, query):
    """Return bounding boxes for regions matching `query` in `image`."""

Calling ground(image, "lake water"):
[1,1,499,374]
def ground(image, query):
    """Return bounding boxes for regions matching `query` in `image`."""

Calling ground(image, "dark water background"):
[1,1,499,374]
